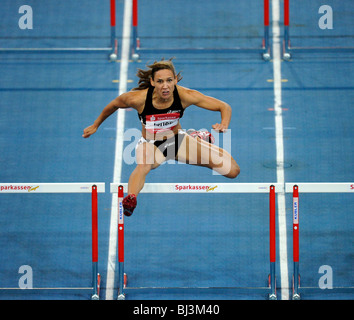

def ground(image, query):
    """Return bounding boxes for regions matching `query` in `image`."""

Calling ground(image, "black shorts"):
[137,131,187,160]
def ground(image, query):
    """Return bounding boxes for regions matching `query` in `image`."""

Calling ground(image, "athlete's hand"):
[82,125,97,138]
[212,123,227,132]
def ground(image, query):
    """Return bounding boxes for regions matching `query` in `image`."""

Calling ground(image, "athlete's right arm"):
[82,91,143,138]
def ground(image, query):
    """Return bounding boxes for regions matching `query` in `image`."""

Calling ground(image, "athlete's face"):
[150,69,177,101]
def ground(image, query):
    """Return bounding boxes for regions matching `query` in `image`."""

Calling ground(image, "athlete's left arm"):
[181,88,232,132]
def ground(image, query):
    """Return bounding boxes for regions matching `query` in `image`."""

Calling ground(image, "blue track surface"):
[0,0,353,300]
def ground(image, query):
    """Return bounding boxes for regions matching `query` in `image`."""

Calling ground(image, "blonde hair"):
[133,58,182,90]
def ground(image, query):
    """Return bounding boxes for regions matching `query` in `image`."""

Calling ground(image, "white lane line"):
[105,0,132,300]
[272,0,289,300]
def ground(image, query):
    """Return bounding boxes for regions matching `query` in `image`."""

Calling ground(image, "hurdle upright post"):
[132,0,139,55]
[91,185,100,300]
[268,185,277,300]
[110,0,118,59]
[283,0,292,60]
[292,185,300,300]
[262,0,271,60]
[117,185,126,300]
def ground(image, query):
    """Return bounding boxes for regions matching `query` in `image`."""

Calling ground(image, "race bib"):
[145,113,180,133]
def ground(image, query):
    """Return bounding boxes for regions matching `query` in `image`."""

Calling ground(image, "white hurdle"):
[110,182,282,194]
[110,182,282,300]
[285,182,354,194]
[0,182,105,300]
[285,182,354,300]
[0,182,105,193]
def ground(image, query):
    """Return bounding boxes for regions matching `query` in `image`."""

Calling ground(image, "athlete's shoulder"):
[120,88,148,111]
[128,88,149,100]
[176,85,204,106]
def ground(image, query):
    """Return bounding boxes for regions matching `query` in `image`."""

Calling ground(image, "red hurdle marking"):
[110,0,116,27]
[264,0,270,27]
[132,0,138,28]
[284,0,290,27]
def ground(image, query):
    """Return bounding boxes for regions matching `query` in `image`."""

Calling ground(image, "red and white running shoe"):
[187,129,215,144]
[122,194,137,216]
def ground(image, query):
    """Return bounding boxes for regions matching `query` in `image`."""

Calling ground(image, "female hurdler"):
[83,59,240,216]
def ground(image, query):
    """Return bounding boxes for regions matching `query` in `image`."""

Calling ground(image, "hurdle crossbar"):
[282,0,354,60]
[285,182,354,194]
[111,182,281,300]
[131,0,271,61]
[0,1,117,59]
[286,182,354,300]
[0,182,105,193]
[111,182,282,194]
[0,182,105,300]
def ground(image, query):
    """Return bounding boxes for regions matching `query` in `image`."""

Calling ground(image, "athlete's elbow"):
[221,102,232,113]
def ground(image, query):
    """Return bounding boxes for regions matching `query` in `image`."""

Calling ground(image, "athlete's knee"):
[225,160,240,179]
[135,162,154,174]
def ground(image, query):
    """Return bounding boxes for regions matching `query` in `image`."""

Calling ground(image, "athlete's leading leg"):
[176,134,240,178]
[124,141,165,216]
